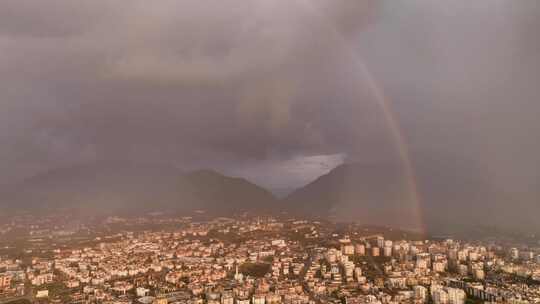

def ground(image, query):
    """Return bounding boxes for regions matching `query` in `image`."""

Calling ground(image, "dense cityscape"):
[1,215,539,304]
[1,1,540,304]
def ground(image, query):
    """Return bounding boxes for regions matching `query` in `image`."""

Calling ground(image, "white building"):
[414,286,428,302]
[342,245,355,256]
[510,248,519,260]
[253,294,266,304]
[355,244,365,256]
[383,246,392,257]
[447,288,466,304]
[36,290,49,298]
[432,289,449,304]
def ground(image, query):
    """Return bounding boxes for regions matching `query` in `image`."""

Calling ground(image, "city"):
[1,1,539,304]
[1,215,539,304]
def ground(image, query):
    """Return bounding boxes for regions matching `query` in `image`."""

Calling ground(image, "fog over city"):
[1,1,539,232]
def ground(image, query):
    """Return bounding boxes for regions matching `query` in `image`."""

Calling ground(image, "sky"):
[1,0,539,193]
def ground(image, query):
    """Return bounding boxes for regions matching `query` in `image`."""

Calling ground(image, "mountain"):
[284,163,422,229]
[2,160,538,235]
[0,162,279,216]
[285,160,540,234]
[185,169,277,214]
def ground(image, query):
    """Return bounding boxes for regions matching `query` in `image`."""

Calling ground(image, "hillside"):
[284,161,540,234]
[284,163,422,229]
[0,163,280,216]
[1,160,538,235]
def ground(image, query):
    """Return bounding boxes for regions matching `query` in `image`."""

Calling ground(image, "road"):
[299,250,318,302]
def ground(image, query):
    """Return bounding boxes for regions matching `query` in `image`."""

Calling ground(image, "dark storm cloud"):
[1,0,539,196]
[0,0,386,185]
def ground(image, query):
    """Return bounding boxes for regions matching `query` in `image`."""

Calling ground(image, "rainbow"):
[298,0,427,233]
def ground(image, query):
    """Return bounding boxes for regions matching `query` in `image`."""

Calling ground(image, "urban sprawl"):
[1,215,540,304]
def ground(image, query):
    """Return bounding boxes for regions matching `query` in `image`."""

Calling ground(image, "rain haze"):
[1,1,539,233]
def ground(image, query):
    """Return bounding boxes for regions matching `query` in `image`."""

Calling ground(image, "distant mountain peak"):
[1,162,279,217]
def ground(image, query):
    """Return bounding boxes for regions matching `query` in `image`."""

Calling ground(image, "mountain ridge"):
[1,161,539,234]
[0,163,279,217]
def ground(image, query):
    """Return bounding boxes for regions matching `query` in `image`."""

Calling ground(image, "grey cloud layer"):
[0,0,386,184]
[1,1,539,196]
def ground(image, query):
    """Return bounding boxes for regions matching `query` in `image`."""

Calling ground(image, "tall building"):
[432,289,449,304]
[221,293,234,304]
[457,250,468,261]
[414,285,428,302]
[473,268,485,280]
[433,261,446,273]
[342,244,354,256]
[510,248,519,260]
[458,264,468,276]
[354,267,362,279]
[376,237,385,248]
[0,275,11,289]
[253,294,266,304]
[447,288,466,304]
[355,244,366,256]
[416,253,430,269]
[448,249,458,261]
[234,264,244,282]
[383,246,392,257]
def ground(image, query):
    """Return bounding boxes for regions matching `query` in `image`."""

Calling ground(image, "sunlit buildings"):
[0,275,11,290]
